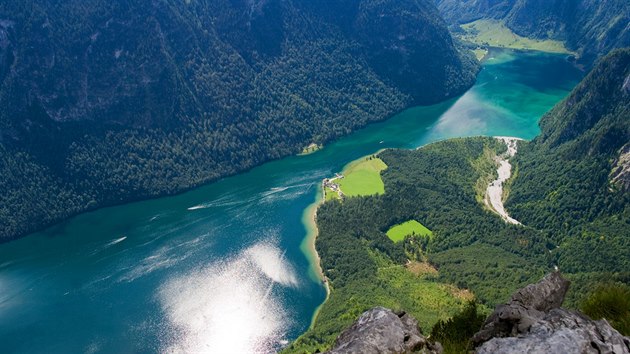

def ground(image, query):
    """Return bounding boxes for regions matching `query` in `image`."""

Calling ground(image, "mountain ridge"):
[0,0,478,241]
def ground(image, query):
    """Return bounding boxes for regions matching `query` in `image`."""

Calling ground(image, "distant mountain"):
[436,0,630,64]
[535,49,630,154]
[435,0,517,24]
[0,0,478,241]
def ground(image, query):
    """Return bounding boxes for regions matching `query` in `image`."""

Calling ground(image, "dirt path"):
[485,137,522,225]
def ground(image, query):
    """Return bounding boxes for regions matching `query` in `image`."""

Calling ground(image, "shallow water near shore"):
[0,49,581,353]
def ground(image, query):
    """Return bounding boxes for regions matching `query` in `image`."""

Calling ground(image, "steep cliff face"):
[611,143,630,191]
[0,0,478,241]
[436,0,630,65]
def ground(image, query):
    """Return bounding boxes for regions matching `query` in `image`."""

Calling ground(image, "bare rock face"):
[611,143,630,191]
[326,307,441,354]
[473,272,630,354]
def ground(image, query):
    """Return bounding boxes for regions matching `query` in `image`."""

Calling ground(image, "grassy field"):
[386,220,433,242]
[338,156,387,197]
[459,19,572,54]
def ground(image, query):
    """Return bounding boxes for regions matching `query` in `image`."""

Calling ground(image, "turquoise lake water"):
[0,49,582,353]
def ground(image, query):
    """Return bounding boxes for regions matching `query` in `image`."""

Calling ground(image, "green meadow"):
[338,156,387,197]
[386,220,433,243]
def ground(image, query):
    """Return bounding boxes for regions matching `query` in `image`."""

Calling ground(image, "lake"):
[0,49,582,353]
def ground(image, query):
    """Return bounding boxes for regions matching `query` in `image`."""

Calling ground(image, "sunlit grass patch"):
[386,220,433,243]
[338,156,387,196]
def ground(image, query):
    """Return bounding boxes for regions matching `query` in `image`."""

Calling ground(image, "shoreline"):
[300,186,331,328]
[299,150,388,328]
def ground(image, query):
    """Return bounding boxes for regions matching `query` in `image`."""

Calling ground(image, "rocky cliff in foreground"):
[325,273,630,353]
[325,307,441,354]
[473,272,630,354]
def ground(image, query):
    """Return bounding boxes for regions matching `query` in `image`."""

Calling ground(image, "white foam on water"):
[87,236,129,257]
[158,241,298,353]
[187,194,262,211]
[118,245,192,283]
[259,183,313,204]
[108,236,127,246]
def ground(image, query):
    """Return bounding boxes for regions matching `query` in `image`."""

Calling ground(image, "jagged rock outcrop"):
[473,272,630,354]
[611,143,630,191]
[326,307,442,354]
[472,272,570,343]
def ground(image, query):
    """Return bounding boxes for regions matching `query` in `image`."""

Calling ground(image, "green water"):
[0,49,581,353]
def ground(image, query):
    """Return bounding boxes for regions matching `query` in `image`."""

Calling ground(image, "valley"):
[0,49,584,352]
[0,0,627,352]
[459,19,572,56]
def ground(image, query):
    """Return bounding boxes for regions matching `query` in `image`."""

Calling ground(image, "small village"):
[322,173,345,200]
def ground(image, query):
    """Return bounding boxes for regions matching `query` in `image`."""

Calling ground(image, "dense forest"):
[0,0,479,241]
[435,0,630,65]
[285,49,630,353]
[507,48,630,293]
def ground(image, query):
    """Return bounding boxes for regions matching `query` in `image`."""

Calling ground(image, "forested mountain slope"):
[507,48,630,276]
[435,0,517,24]
[436,0,630,64]
[0,0,478,241]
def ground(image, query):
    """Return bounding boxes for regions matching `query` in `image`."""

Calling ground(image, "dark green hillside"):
[0,0,478,241]
[436,0,630,65]
[507,48,630,275]
[535,49,630,153]
[435,0,517,24]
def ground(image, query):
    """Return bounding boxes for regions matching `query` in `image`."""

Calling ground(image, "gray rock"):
[326,307,441,354]
[477,309,630,354]
[611,143,630,191]
[472,272,570,344]
[473,272,630,354]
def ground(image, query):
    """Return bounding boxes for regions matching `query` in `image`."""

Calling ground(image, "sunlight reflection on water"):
[158,241,298,353]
